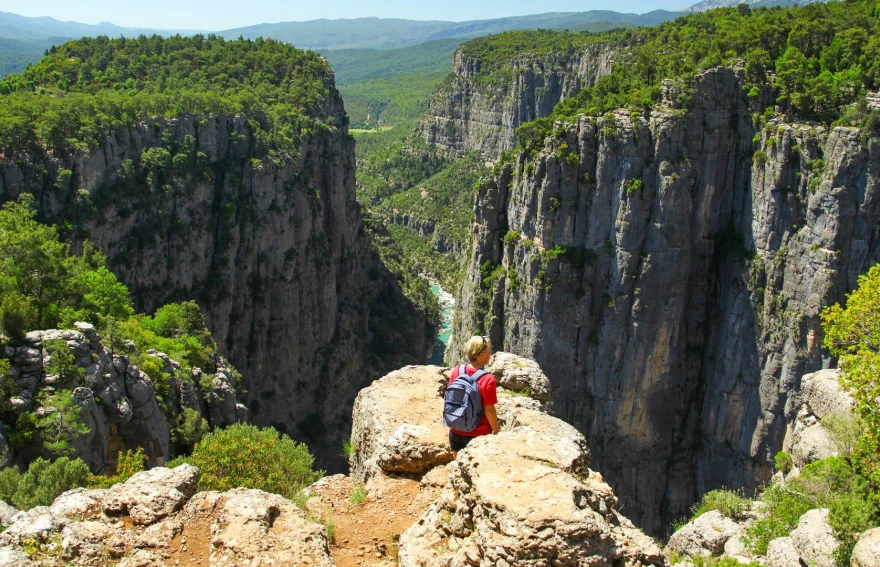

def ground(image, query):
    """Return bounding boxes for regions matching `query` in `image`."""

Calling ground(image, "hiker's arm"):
[485,404,500,434]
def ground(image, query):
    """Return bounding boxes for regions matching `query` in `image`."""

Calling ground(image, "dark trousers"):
[449,430,475,452]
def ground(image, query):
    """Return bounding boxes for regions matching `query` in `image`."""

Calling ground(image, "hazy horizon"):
[0,1,687,32]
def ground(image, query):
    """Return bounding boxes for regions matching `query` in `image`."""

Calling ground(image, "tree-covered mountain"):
[688,0,827,11]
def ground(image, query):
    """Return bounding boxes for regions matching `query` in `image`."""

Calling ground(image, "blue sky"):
[0,0,687,31]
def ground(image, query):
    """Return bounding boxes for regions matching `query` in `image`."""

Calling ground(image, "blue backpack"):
[443,365,487,432]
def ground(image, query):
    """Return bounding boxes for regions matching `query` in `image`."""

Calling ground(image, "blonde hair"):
[465,335,490,362]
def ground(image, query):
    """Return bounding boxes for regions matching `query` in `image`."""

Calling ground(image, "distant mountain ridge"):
[219,11,677,50]
[687,0,827,11]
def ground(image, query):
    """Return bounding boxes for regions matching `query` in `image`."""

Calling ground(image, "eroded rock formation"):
[449,65,880,532]
[0,465,333,566]
[350,356,665,567]
[419,45,619,159]
[1,322,241,472]
[0,77,430,469]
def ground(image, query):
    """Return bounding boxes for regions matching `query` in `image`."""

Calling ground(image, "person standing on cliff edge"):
[442,335,499,457]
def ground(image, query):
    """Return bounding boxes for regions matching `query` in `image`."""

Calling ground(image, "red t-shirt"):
[448,364,498,437]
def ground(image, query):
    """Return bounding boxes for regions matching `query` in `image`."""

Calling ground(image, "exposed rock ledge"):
[0,464,332,567]
[0,353,664,566]
[351,353,665,567]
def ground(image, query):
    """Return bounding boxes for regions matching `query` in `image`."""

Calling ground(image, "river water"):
[428,283,454,365]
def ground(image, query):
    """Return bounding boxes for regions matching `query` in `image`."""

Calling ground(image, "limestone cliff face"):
[419,45,619,159]
[449,66,880,533]
[0,81,430,470]
[1,323,241,473]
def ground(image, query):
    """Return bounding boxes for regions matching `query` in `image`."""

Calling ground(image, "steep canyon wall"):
[0,80,430,470]
[447,66,880,533]
[419,45,620,159]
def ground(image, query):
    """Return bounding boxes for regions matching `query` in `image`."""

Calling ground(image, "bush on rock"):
[169,423,322,500]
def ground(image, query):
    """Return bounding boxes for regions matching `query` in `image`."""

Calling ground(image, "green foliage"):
[548,197,561,212]
[0,465,21,504]
[494,0,880,154]
[625,178,643,195]
[322,39,462,86]
[10,457,89,510]
[0,195,134,336]
[86,448,145,489]
[174,408,210,449]
[744,483,813,555]
[349,485,367,505]
[43,339,85,385]
[12,390,90,457]
[821,413,863,456]
[170,423,323,500]
[341,440,357,459]
[691,489,752,521]
[0,35,331,160]
[340,70,448,128]
[821,263,880,485]
[503,231,522,245]
[745,456,880,564]
[753,151,768,166]
[774,451,794,474]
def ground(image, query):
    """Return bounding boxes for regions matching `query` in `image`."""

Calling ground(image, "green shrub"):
[12,390,90,457]
[744,484,813,555]
[171,423,323,500]
[821,413,862,456]
[341,440,357,459]
[625,178,643,195]
[774,451,793,474]
[175,408,209,449]
[0,466,21,504]
[86,448,145,489]
[12,457,89,510]
[753,151,768,166]
[43,339,85,385]
[502,230,522,245]
[691,489,752,521]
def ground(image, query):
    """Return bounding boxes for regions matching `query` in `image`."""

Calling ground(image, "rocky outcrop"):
[667,511,743,557]
[0,464,333,566]
[350,360,664,567]
[851,527,880,567]
[785,368,855,467]
[450,65,880,532]
[0,74,430,470]
[0,322,241,472]
[420,45,621,160]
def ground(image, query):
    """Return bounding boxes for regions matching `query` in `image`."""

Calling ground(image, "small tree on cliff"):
[821,263,880,485]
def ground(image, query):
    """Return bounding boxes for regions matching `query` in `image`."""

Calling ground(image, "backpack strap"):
[470,369,489,382]
[456,365,468,381]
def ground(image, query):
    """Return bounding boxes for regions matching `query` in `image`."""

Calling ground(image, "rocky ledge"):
[0,464,332,567]
[350,353,665,567]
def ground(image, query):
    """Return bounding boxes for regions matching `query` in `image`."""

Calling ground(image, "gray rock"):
[484,351,551,401]
[790,508,838,567]
[667,510,742,557]
[449,63,880,533]
[851,527,880,567]
[766,537,801,567]
[103,464,200,525]
[0,548,32,566]
[0,501,17,528]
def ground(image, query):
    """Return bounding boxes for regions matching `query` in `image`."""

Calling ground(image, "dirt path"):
[307,472,444,567]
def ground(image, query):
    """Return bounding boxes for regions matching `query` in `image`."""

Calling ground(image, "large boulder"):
[102,464,200,525]
[766,537,801,567]
[484,351,551,402]
[851,527,880,567]
[350,365,453,480]
[789,508,838,567]
[398,419,662,567]
[667,511,742,557]
[787,369,855,467]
